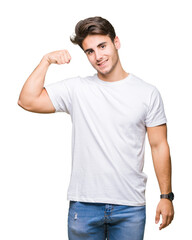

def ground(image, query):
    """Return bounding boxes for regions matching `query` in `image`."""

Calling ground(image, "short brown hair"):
[70,16,116,49]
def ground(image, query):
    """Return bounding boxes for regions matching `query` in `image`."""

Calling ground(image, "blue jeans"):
[68,201,146,240]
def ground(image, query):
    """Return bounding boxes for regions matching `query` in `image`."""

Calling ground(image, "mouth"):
[97,59,108,67]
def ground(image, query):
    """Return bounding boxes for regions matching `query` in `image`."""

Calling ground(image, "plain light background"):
[0,0,191,239]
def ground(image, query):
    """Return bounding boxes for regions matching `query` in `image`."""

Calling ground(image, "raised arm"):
[17,50,71,113]
[147,124,174,230]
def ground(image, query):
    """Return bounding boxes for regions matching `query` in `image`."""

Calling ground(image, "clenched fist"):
[43,50,71,65]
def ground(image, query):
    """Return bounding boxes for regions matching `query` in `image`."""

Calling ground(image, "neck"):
[97,60,129,82]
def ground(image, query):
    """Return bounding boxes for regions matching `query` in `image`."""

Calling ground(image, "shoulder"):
[63,75,94,87]
[130,73,157,93]
[129,74,163,107]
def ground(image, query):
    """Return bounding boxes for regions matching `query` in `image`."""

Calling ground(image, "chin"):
[96,67,112,76]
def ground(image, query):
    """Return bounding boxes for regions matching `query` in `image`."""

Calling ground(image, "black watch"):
[160,192,174,201]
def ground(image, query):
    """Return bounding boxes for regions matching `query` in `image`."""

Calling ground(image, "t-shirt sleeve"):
[145,87,167,127]
[44,79,71,114]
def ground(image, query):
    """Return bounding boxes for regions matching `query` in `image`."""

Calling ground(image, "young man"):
[18,16,174,240]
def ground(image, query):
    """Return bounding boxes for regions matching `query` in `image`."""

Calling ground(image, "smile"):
[97,59,108,67]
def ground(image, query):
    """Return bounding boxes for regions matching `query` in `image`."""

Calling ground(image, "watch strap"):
[160,192,174,201]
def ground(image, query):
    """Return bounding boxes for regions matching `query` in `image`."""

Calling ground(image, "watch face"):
[169,192,174,200]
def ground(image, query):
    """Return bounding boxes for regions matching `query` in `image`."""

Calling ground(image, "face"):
[82,35,121,77]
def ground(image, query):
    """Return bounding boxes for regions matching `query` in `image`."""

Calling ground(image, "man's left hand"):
[155,199,174,230]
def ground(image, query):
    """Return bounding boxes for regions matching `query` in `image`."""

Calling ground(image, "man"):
[18,16,174,240]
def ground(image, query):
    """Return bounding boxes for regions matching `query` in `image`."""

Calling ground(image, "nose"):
[95,50,103,62]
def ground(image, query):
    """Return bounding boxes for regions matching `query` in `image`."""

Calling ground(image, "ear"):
[114,36,121,50]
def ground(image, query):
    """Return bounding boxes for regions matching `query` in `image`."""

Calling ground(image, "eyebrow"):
[84,42,107,53]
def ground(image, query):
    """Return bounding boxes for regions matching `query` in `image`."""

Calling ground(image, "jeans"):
[68,201,146,240]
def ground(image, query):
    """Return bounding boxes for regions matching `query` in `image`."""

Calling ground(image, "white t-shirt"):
[45,73,167,206]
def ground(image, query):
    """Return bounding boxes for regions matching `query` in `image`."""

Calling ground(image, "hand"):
[43,50,71,65]
[155,199,174,230]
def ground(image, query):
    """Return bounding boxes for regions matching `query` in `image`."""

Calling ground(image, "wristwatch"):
[160,192,174,201]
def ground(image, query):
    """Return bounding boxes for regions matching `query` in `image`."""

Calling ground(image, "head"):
[70,16,121,77]
[70,16,116,49]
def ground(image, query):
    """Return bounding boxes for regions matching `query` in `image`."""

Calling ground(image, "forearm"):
[151,141,172,194]
[18,56,50,107]
[147,125,174,230]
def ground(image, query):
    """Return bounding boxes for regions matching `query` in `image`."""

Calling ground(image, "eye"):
[101,44,106,49]
[87,50,94,55]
